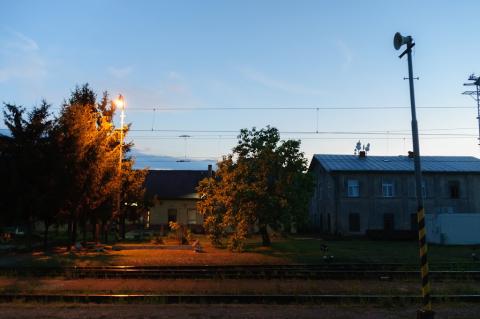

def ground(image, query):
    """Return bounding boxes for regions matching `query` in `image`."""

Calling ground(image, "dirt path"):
[0,304,478,319]
[0,278,478,295]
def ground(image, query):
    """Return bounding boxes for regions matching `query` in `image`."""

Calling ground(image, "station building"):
[308,153,480,237]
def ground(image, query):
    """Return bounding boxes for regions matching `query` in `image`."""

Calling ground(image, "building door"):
[349,213,360,232]
[410,213,418,231]
[168,209,177,223]
[383,213,395,231]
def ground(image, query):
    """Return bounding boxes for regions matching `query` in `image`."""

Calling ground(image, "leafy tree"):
[58,84,125,248]
[58,84,147,246]
[0,84,146,250]
[197,126,313,249]
[0,101,58,249]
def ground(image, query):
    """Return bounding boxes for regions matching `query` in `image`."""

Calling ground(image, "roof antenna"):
[177,135,191,162]
[354,141,370,155]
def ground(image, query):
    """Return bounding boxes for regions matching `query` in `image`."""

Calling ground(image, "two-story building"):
[309,153,480,236]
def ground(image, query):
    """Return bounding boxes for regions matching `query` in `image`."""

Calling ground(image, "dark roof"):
[145,170,211,199]
[311,154,480,173]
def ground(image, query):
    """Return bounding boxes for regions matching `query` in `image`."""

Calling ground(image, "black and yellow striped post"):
[394,32,434,319]
[417,207,433,318]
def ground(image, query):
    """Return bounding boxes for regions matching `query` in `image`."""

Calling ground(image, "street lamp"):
[114,94,126,239]
[394,32,434,319]
[114,94,126,170]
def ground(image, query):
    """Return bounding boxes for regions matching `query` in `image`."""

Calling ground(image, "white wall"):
[426,213,480,245]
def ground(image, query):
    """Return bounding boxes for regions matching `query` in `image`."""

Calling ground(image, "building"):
[145,166,212,232]
[308,153,480,236]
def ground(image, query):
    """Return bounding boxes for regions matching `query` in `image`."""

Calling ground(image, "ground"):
[0,236,479,318]
[1,304,479,319]
[0,278,479,295]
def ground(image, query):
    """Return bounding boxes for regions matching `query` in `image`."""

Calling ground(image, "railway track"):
[0,293,479,304]
[1,264,479,280]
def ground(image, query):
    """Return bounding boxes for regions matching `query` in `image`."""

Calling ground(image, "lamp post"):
[115,94,126,170]
[114,94,126,239]
[394,32,434,319]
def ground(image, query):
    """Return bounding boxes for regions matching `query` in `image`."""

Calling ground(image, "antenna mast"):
[462,74,480,145]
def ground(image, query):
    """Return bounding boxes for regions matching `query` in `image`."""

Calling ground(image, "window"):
[384,213,395,231]
[347,179,360,197]
[449,181,460,199]
[167,209,177,223]
[349,213,360,232]
[187,209,197,225]
[382,181,394,197]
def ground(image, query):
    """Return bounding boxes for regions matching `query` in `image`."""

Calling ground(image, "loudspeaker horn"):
[393,32,412,50]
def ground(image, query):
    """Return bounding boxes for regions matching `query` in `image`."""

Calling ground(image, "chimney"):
[359,150,366,158]
[208,164,212,177]
[408,151,415,159]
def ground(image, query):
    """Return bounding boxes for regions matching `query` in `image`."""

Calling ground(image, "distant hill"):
[131,149,217,170]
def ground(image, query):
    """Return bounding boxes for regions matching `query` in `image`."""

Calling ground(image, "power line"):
[3,105,476,112]
[129,106,475,111]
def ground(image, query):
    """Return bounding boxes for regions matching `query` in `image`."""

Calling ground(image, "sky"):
[2,0,480,169]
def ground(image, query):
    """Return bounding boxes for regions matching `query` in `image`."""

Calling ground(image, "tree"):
[0,84,147,250]
[0,101,58,249]
[58,84,124,248]
[197,126,313,249]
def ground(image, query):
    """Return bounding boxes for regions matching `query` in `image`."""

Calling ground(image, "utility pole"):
[462,74,480,145]
[114,94,126,239]
[394,32,434,319]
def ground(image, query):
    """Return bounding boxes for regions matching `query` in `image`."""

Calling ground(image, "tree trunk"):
[121,215,126,240]
[92,220,97,243]
[259,224,271,246]
[67,218,72,251]
[26,216,33,251]
[71,219,77,249]
[102,220,108,244]
[82,218,87,243]
[43,221,50,251]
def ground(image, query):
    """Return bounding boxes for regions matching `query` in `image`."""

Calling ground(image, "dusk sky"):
[2,0,480,169]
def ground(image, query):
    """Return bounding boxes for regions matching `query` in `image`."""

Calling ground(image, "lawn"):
[0,235,479,267]
[248,237,480,265]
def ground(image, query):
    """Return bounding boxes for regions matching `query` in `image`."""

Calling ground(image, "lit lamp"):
[114,94,126,169]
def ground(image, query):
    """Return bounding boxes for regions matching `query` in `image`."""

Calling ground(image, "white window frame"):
[382,181,394,198]
[347,179,360,197]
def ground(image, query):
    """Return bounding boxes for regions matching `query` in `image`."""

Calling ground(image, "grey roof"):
[311,154,480,173]
[145,170,211,199]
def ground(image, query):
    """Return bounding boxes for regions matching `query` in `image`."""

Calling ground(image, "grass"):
[0,235,479,267]
[247,237,480,266]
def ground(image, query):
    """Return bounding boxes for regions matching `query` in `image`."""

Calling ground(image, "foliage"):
[168,221,192,245]
[0,101,58,248]
[0,84,147,249]
[197,126,313,249]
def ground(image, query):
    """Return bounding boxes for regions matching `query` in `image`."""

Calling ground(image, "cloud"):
[239,66,324,96]
[336,39,353,71]
[0,29,46,82]
[108,65,134,79]
[8,31,39,51]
